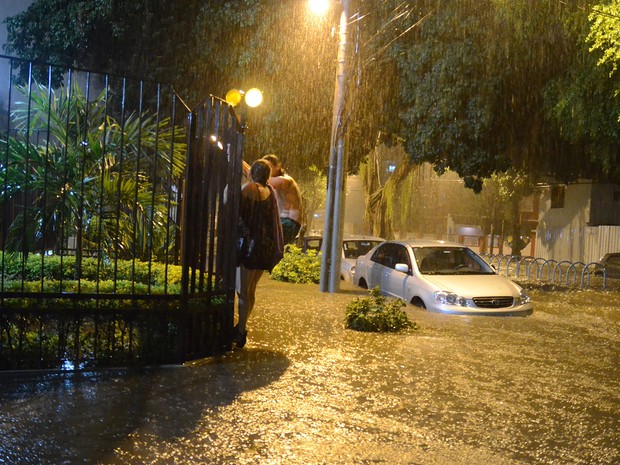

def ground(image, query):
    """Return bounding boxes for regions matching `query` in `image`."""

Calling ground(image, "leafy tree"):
[7,0,620,253]
[361,149,519,247]
[3,0,427,179]
[395,0,590,191]
[544,1,620,181]
[3,0,332,175]
[493,169,534,255]
[588,0,620,76]
[365,0,620,251]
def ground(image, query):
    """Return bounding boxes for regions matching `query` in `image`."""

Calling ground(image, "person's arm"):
[242,160,251,181]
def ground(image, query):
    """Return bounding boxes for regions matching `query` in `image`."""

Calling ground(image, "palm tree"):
[0,80,186,262]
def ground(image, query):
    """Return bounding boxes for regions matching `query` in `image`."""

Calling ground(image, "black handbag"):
[237,221,254,265]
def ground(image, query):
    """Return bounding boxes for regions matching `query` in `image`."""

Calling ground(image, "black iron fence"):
[0,56,242,370]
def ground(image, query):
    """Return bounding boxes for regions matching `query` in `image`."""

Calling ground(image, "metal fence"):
[0,56,243,370]
[481,253,612,290]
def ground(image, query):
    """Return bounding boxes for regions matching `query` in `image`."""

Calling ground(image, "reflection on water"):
[1,281,619,464]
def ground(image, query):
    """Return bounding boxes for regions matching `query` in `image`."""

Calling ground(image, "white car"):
[354,240,533,316]
[302,235,385,282]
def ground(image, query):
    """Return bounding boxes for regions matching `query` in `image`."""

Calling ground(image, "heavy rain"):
[1,1,620,464]
[1,279,620,464]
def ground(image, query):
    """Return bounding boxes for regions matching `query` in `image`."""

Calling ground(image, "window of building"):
[550,185,565,209]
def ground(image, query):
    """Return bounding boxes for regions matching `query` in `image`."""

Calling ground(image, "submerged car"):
[597,252,620,279]
[302,234,385,282]
[354,240,533,316]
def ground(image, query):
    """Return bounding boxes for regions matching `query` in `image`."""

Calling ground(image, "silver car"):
[302,234,384,282]
[354,240,533,316]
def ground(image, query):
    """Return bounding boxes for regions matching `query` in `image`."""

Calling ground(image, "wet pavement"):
[1,279,619,464]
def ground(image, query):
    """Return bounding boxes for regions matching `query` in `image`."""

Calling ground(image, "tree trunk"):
[510,196,522,256]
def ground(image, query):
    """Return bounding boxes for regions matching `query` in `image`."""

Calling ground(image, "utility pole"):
[320,0,350,293]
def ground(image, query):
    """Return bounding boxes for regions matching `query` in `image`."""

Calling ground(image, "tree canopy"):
[4,0,620,188]
[5,0,334,178]
[394,0,620,191]
[588,0,620,75]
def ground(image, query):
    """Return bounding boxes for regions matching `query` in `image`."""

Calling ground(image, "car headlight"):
[517,289,531,305]
[434,291,467,307]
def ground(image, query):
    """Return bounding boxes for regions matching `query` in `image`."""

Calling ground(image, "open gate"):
[179,97,245,360]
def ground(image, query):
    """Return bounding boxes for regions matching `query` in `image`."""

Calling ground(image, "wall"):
[535,182,620,263]
[590,183,620,226]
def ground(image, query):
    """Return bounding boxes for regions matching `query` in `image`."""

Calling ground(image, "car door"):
[381,244,412,300]
[366,243,391,288]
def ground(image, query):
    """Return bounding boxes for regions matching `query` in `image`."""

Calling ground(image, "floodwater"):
[1,280,619,465]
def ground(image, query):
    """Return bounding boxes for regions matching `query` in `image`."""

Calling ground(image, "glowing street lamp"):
[225,88,244,107]
[309,0,351,293]
[244,88,263,108]
[225,87,263,108]
[308,0,331,16]
[225,88,263,175]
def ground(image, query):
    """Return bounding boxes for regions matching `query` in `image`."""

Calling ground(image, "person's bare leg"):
[245,269,263,325]
[237,265,264,334]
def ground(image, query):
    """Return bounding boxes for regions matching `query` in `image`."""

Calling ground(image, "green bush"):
[1,253,183,287]
[0,254,187,312]
[0,278,183,310]
[345,287,418,332]
[271,245,321,284]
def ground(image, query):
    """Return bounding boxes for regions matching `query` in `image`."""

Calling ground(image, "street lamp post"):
[317,0,351,293]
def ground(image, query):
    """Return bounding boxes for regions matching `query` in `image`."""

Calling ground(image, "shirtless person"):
[262,154,304,244]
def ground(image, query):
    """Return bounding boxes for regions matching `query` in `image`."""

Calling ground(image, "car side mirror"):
[395,263,410,273]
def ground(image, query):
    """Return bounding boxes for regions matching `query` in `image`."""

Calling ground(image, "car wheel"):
[411,297,426,309]
[358,278,368,289]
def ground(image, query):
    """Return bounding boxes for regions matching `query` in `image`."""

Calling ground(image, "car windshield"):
[413,246,494,275]
[343,240,383,259]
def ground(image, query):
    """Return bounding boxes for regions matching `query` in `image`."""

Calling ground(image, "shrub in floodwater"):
[345,287,418,332]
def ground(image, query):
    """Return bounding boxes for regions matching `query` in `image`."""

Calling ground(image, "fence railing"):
[481,253,611,290]
[0,56,242,370]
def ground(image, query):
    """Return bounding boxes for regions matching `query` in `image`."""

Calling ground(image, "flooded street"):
[1,279,619,464]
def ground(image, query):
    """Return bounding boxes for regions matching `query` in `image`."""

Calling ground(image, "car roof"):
[380,239,466,248]
[601,252,620,258]
[304,235,385,241]
[343,235,385,241]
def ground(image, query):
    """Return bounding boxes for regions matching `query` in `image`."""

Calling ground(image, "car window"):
[414,246,493,274]
[370,244,391,267]
[370,243,409,270]
[393,244,411,269]
[343,240,382,259]
[304,238,322,252]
